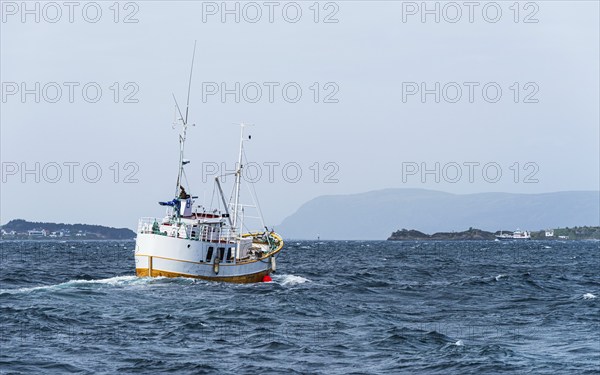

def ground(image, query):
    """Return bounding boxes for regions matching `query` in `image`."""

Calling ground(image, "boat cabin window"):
[205,247,214,262]
[226,248,233,262]
[218,247,225,261]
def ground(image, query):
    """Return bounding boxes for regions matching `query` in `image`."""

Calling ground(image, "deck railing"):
[137,217,160,234]
[137,217,236,242]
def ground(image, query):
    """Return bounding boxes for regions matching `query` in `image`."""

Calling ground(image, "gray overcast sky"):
[1,1,599,230]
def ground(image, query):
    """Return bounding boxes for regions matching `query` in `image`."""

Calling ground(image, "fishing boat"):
[495,229,531,240]
[134,44,283,283]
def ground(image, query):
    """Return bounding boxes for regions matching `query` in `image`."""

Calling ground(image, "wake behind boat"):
[134,44,283,283]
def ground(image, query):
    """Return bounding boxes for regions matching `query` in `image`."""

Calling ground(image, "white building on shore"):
[28,229,48,237]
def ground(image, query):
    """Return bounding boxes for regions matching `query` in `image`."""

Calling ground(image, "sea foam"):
[274,274,311,286]
[1,275,146,294]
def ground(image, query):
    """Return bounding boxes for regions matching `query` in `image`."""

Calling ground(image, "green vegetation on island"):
[529,226,600,240]
[1,219,136,240]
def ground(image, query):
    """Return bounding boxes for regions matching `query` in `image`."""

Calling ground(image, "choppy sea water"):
[0,240,598,374]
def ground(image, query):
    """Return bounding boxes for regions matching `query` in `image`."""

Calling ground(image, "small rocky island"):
[387,226,600,241]
[388,228,495,241]
[1,219,136,240]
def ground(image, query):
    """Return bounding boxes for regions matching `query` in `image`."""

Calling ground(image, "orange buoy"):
[262,275,272,282]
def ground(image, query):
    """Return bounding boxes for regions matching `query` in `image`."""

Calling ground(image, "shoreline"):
[387,227,600,241]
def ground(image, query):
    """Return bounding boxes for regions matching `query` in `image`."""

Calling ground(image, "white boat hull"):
[134,232,281,283]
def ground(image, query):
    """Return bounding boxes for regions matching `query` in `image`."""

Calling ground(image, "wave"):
[582,293,597,300]
[2,274,315,294]
[272,274,311,286]
[0,275,155,294]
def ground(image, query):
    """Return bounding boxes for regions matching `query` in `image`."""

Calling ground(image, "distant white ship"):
[496,229,531,240]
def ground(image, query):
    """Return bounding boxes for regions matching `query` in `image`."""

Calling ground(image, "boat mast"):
[174,41,197,199]
[232,123,245,233]
[175,111,188,198]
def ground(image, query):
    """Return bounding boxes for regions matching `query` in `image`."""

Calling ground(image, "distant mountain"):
[1,219,136,240]
[277,189,600,240]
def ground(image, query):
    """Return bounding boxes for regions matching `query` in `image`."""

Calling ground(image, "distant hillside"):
[277,189,600,240]
[1,219,136,240]
[530,226,600,240]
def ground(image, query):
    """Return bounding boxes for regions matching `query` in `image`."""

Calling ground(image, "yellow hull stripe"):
[135,268,270,283]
